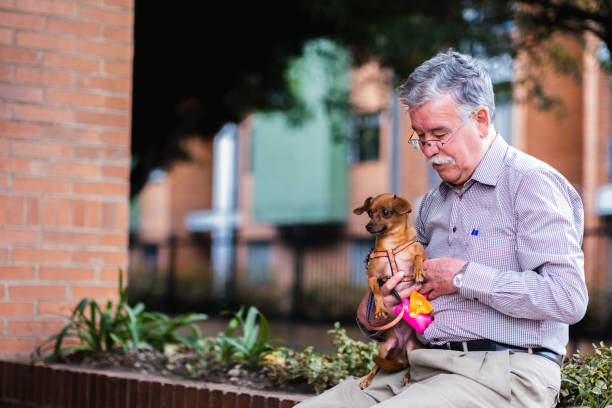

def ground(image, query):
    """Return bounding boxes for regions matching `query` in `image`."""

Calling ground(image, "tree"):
[132,0,611,198]
[131,0,514,198]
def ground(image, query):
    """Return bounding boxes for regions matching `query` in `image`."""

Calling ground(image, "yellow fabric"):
[408,291,432,318]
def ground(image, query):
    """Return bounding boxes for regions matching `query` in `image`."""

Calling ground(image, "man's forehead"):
[409,96,461,130]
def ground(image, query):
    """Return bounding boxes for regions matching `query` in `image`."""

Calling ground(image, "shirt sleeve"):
[458,168,588,324]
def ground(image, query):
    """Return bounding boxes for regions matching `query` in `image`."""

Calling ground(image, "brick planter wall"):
[0,1,133,354]
[0,359,309,407]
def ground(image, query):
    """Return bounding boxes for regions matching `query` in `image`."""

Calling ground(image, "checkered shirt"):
[414,135,587,355]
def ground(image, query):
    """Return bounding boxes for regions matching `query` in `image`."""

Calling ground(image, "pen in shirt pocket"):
[470,224,479,236]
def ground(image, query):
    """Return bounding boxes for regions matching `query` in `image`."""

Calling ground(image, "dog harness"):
[366,240,416,327]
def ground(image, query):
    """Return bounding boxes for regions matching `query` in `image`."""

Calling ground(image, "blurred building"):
[131,38,612,322]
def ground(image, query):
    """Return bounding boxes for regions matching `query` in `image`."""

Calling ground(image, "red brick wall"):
[0,0,133,354]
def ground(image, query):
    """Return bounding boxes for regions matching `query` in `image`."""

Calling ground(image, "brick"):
[101,201,117,228]
[224,391,237,408]
[100,268,120,282]
[0,301,34,316]
[0,83,43,102]
[280,399,298,408]
[198,389,209,408]
[24,195,38,224]
[105,0,133,7]
[0,228,37,244]
[101,130,129,145]
[104,95,131,110]
[0,139,9,154]
[0,266,35,279]
[102,164,128,179]
[0,120,41,138]
[42,231,99,246]
[17,31,74,52]
[174,384,185,408]
[57,197,71,226]
[103,25,131,43]
[43,161,100,177]
[73,198,85,226]
[74,110,130,128]
[42,125,100,143]
[0,338,35,353]
[0,101,10,118]
[74,181,128,196]
[73,145,129,160]
[8,319,64,335]
[76,74,131,92]
[38,300,77,316]
[0,46,41,64]
[46,89,102,107]
[9,285,66,299]
[12,140,72,158]
[0,0,14,8]
[0,66,11,81]
[77,5,133,25]
[12,248,71,264]
[85,199,100,227]
[0,10,45,30]
[267,397,280,408]
[0,175,7,189]
[0,157,31,173]
[0,248,6,262]
[17,0,75,17]
[72,250,127,265]
[46,17,101,37]
[0,27,13,45]
[14,104,72,123]
[76,38,131,59]
[44,52,100,72]
[0,195,24,224]
[41,197,56,226]
[210,390,223,408]
[104,60,130,76]
[253,395,265,408]
[238,393,251,408]
[100,233,127,247]
[16,67,72,86]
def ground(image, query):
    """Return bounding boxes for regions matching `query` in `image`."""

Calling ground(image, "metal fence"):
[128,233,373,323]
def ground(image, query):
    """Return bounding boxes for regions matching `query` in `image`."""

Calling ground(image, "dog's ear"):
[353,197,373,215]
[392,195,412,214]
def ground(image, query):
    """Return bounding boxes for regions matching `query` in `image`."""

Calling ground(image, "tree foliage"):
[131,0,609,197]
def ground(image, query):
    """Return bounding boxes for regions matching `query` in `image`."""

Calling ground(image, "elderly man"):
[296,49,587,407]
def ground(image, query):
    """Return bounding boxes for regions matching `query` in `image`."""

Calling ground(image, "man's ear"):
[353,197,373,215]
[392,195,412,214]
[474,107,490,138]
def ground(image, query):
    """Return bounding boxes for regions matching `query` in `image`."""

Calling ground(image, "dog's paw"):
[402,371,411,385]
[359,378,371,389]
[375,309,388,319]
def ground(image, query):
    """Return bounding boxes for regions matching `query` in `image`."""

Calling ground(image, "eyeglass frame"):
[408,111,476,151]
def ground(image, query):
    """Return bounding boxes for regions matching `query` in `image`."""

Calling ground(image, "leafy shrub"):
[31,270,208,363]
[560,342,612,408]
[262,322,378,393]
[218,306,275,365]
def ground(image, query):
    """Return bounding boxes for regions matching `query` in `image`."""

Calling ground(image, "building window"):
[247,241,271,285]
[350,113,380,163]
[349,238,375,286]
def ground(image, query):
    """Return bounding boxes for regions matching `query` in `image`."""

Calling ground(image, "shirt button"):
[452,227,457,232]
[458,194,463,200]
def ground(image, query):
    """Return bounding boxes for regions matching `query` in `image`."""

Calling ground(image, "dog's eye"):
[381,208,391,218]
[367,210,373,217]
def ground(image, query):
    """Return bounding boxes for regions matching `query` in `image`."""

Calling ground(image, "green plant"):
[217,305,275,365]
[560,342,612,408]
[31,270,208,363]
[263,322,378,393]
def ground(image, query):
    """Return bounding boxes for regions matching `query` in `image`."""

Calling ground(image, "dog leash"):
[366,241,415,325]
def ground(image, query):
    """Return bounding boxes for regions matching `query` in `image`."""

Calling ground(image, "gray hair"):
[397,49,495,123]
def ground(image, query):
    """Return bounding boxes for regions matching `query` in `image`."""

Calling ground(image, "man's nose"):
[421,141,440,157]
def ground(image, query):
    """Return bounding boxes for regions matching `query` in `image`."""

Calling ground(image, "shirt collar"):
[437,134,509,195]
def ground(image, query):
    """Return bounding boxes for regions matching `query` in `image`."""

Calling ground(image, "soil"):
[61,348,317,395]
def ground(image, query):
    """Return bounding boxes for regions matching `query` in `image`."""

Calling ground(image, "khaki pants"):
[295,349,560,408]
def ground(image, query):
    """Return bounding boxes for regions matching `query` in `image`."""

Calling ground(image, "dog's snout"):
[366,222,374,232]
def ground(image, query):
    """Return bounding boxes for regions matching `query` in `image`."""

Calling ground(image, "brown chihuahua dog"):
[353,193,428,388]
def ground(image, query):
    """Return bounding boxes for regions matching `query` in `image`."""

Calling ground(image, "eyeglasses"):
[408,113,474,151]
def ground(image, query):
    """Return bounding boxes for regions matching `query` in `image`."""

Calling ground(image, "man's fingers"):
[380,272,406,295]
[397,284,421,299]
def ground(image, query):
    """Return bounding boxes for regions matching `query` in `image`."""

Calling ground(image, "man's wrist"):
[453,262,469,290]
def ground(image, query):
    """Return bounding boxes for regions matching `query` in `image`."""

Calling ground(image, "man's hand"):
[420,257,466,300]
[357,272,422,331]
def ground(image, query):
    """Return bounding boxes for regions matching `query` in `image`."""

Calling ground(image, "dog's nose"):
[366,222,374,232]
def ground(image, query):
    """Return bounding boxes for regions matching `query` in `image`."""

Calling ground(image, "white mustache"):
[428,155,456,165]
